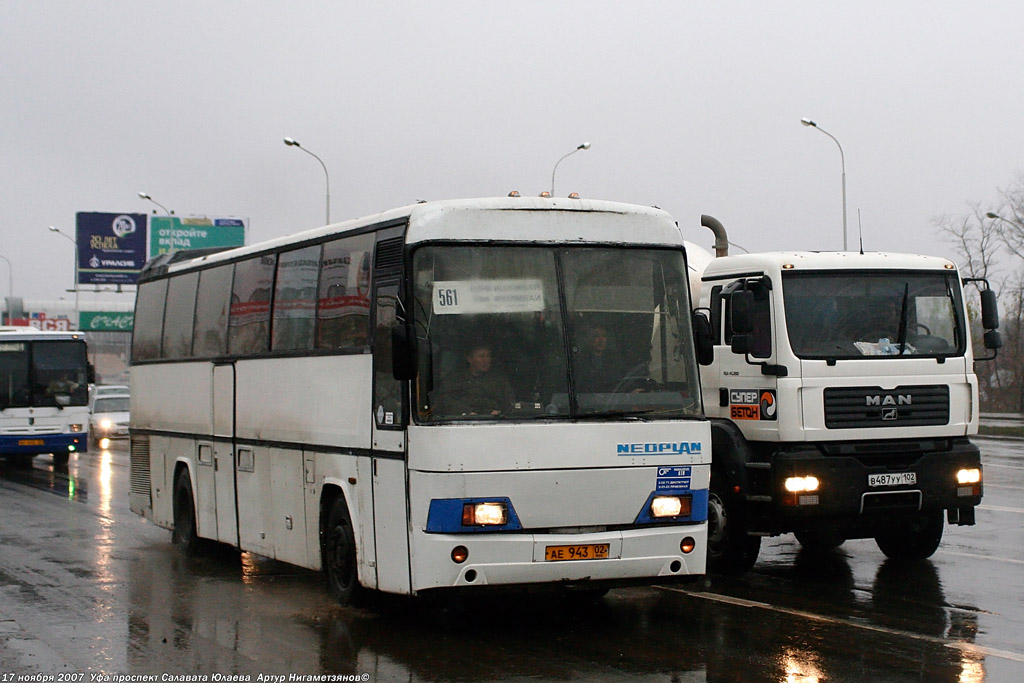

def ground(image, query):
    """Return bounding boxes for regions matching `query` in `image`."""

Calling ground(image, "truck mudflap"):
[752,437,982,537]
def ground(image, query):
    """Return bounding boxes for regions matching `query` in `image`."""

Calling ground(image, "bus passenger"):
[434,344,514,416]
[576,325,627,392]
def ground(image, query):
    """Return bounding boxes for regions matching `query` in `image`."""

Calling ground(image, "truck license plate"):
[868,472,917,487]
[544,544,610,561]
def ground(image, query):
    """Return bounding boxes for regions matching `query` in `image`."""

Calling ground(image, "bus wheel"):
[706,480,760,573]
[172,471,203,557]
[875,511,944,562]
[325,496,363,606]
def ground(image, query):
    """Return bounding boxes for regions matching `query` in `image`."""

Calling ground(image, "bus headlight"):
[651,495,691,518]
[784,476,820,493]
[462,501,508,526]
[70,424,83,433]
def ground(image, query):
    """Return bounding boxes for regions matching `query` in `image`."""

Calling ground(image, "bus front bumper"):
[0,433,87,456]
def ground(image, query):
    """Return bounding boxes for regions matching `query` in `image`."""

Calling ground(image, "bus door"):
[212,362,239,546]
[371,277,411,594]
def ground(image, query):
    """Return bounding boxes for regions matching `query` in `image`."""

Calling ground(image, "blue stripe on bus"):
[425,497,523,533]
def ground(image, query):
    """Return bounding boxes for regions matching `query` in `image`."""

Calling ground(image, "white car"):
[89,394,130,446]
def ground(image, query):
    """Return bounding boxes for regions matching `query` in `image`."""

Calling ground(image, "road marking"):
[982,462,1024,471]
[978,504,1024,514]
[938,550,1024,566]
[662,587,1024,663]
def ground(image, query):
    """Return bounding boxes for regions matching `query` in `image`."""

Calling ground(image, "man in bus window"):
[576,324,630,392]
[434,344,514,416]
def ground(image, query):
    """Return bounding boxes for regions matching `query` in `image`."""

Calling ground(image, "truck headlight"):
[100,418,113,430]
[956,468,981,484]
[462,501,507,526]
[784,476,820,493]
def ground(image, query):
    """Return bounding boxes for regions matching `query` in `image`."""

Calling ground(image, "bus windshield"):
[0,340,89,408]
[412,245,702,421]
[782,271,965,359]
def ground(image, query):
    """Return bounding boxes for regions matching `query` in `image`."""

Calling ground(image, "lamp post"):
[284,137,331,224]
[138,191,173,217]
[550,141,591,197]
[801,118,848,251]
[48,226,80,330]
[986,211,1024,229]
[0,253,12,302]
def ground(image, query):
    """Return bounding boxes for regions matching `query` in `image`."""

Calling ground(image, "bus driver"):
[434,344,514,417]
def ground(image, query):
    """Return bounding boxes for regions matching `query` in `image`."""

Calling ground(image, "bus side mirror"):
[391,325,418,380]
[730,290,754,335]
[692,310,714,366]
[980,289,999,330]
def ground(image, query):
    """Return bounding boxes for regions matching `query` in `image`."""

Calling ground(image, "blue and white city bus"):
[0,326,90,466]
[129,196,711,603]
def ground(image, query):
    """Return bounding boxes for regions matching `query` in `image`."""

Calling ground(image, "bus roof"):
[700,251,960,280]
[0,326,85,341]
[153,197,681,278]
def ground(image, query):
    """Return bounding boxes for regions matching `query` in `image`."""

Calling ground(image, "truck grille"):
[824,385,949,429]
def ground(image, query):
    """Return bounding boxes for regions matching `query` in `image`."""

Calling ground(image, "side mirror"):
[391,325,418,380]
[730,290,754,335]
[984,329,1003,350]
[980,289,1000,330]
[731,334,750,356]
[692,311,714,366]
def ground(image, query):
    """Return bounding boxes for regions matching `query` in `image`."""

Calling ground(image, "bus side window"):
[373,284,403,428]
[132,279,168,362]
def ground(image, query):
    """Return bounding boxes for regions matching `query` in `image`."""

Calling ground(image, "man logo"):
[866,394,912,406]
[882,408,898,421]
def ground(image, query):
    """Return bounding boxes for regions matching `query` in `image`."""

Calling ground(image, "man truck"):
[688,216,1001,572]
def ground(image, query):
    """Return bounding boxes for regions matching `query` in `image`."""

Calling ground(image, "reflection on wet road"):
[1,438,1023,681]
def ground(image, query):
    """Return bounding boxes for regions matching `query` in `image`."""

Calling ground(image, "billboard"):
[149,216,246,258]
[76,212,148,285]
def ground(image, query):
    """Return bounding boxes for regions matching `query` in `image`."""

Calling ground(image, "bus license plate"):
[868,472,917,487]
[544,544,610,562]
[18,439,44,446]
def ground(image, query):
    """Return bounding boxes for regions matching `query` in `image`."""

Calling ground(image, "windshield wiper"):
[896,282,910,355]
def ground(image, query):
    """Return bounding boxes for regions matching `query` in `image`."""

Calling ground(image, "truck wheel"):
[172,471,204,557]
[874,511,944,561]
[324,496,363,606]
[707,480,761,573]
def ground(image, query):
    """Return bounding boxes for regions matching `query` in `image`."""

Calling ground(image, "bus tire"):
[325,496,363,606]
[707,478,760,574]
[875,510,944,562]
[172,470,204,557]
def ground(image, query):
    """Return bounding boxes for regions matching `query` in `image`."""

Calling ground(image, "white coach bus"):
[129,196,711,603]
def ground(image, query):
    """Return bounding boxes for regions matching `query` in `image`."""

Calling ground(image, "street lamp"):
[0,253,12,304]
[986,211,1024,228]
[801,118,848,251]
[48,226,80,330]
[284,137,331,225]
[550,141,591,197]
[138,191,173,217]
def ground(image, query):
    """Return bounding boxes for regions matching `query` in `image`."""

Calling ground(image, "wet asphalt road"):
[1,437,1023,682]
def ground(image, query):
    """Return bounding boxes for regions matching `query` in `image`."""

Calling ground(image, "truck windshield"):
[0,340,89,408]
[412,245,702,421]
[782,271,965,359]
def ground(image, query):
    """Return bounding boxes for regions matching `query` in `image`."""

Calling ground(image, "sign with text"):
[80,311,135,332]
[76,212,148,285]
[149,216,246,257]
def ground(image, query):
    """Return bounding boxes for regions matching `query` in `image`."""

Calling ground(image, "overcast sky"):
[3,2,1023,306]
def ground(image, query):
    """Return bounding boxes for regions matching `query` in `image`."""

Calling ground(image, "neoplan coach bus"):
[129,196,711,604]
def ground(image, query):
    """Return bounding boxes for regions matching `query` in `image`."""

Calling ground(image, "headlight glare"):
[784,476,820,493]
[651,495,686,518]
[462,501,507,526]
[956,468,981,485]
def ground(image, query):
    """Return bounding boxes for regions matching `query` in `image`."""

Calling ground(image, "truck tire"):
[874,510,944,562]
[707,479,761,573]
[324,495,363,606]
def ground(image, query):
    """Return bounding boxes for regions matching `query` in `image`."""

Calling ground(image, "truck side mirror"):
[984,329,1003,350]
[391,325,418,380]
[730,290,754,335]
[731,334,751,356]
[980,289,999,330]
[692,310,714,366]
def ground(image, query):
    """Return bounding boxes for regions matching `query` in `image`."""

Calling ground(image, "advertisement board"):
[149,216,246,257]
[76,212,148,285]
